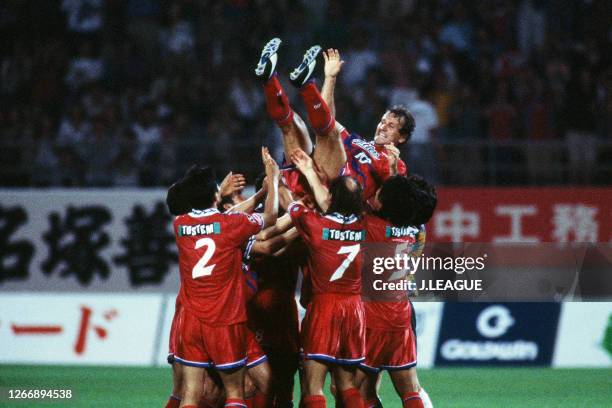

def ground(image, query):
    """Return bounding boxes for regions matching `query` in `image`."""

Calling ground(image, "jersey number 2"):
[329,244,360,281]
[192,237,216,278]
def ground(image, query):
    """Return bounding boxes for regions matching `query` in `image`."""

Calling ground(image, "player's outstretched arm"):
[256,213,293,241]
[225,187,266,214]
[261,147,280,228]
[321,48,344,118]
[251,227,299,257]
[290,148,330,212]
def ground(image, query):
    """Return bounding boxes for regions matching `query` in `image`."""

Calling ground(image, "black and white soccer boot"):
[255,38,282,80]
[289,45,322,87]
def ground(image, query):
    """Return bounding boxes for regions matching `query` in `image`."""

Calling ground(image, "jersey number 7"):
[329,244,360,282]
[192,237,216,278]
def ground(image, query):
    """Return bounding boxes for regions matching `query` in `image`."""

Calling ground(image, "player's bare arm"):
[256,213,293,241]
[226,186,266,214]
[251,227,300,257]
[321,48,344,118]
[291,148,331,212]
[261,146,280,228]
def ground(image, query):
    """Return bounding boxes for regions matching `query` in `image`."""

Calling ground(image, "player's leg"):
[256,38,313,158]
[332,364,365,408]
[165,361,183,408]
[302,359,329,407]
[355,369,382,408]
[199,369,225,408]
[289,46,346,181]
[388,367,423,408]
[217,367,247,407]
[267,350,299,407]
[179,366,206,408]
[247,360,272,408]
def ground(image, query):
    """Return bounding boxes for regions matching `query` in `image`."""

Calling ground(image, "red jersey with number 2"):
[174,208,264,325]
[288,202,365,295]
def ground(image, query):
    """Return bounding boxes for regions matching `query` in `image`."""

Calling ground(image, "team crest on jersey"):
[178,222,221,236]
[385,225,419,239]
[322,228,365,241]
[351,138,380,159]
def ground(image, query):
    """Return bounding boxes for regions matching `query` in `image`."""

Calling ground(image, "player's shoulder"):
[288,201,314,218]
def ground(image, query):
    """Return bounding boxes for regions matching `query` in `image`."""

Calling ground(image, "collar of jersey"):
[188,208,220,218]
[324,212,359,224]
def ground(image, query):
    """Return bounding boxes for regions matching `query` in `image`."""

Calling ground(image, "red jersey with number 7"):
[173,208,264,325]
[288,202,365,295]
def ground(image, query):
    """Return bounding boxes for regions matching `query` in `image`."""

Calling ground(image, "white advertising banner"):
[0,189,180,292]
[0,293,164,365]
[412,302,444,368]
[553,302,612,367]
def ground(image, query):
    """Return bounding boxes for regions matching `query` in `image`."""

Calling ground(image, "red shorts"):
[361,326,417,373]
[301,293,365,365]
[175,307,247,370]
[246,327,267,368]
[248,289,300,354]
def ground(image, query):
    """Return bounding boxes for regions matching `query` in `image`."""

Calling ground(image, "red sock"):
[182,405,198,408]
[303,394,326,408]
[340,388,364,408]
[401,391,424,408]
[299,81,335,134]
[264,74,294,126]
[252,393,269,408]
[165,395,180,408]
[224,398,247,407]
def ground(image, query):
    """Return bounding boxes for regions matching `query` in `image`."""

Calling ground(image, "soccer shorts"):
[301,293,365,365]
[246,327,267,368]
[174,307,247,370]
[360,326,417,373]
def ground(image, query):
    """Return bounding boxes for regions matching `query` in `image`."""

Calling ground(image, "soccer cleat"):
[289,45,322,87]
[255,38,282,80]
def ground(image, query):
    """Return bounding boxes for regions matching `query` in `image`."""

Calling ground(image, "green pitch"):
[1,365,610,407]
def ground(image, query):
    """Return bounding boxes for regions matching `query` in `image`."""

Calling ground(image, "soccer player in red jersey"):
[255,39,413,202]
[288,151,368,407]
[172,148,279,408]
[359,175,437,408]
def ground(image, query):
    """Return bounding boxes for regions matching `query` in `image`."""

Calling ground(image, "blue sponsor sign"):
[435,303,560,366]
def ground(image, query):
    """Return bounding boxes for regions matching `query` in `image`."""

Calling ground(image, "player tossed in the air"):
[255,38,413,202]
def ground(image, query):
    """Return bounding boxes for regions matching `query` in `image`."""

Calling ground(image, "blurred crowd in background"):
[1,0,610,188]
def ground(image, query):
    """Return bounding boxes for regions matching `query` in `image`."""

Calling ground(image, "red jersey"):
[288,201,365,295]
[340,127,407,200]
[173,208,264,325]
[363,214,425,330]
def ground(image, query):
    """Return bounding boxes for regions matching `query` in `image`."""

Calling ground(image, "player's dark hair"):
[166,180,190,215]
[181,165,218,210]
[378,175,437,227]
[254,172,265,192]
[217,195,235,212]
[388,105,415,145]
[326,176,364,217]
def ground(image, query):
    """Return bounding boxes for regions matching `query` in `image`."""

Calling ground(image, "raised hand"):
[290,148,314,174]
[323,48,344,78]
[262,147,280,180]
[219,171,246,198]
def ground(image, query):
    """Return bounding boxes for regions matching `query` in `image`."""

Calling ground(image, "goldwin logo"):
[477,305,515,338]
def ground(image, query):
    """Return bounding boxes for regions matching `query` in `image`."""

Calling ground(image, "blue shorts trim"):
[173,355,213,368]
[305,353,365,366]
[215,357,248,371]
[246,355,268,368]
